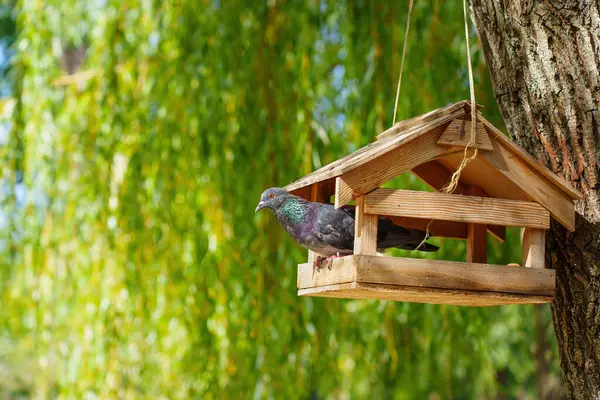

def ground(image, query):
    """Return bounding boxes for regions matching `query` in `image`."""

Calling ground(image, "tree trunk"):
[470,1,600,399]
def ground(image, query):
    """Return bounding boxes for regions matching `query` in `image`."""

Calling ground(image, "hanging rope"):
[392,0,415,126]
[442,0,478,194]
[415,0,478,250]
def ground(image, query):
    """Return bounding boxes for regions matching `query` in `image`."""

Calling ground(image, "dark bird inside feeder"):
[255,187,439,271]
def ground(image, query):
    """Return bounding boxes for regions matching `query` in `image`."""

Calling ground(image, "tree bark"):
[470,1,600,399]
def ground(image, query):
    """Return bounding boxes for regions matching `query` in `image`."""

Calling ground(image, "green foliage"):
[0,1,562,398]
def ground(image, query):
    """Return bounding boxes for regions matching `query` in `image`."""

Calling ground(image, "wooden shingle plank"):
[298,282,553,306]
[353,255,555,296]
[286,110,464,193]
[481,135,576,231]
[478,112,582,200]
[364,188,550,229]
[437,119,493,150]
[354,196,378,255]
[411,161,506,242]
[335,126,451,208]
[522,228,546,269]
[376,101,470,140]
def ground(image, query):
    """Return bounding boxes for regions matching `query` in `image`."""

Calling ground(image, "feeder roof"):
[284,100,581,231]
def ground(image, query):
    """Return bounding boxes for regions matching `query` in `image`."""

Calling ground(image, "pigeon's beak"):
[255,201,266,213]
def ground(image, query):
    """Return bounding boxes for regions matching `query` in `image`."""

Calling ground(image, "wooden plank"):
[412,161,465,192]
[297,255,556,297]
[482,135,576,231]
[298,282,553,306]
[466,186,488,263]
[285,110,464,193]
[376,100,470,140]
[389,216,468,240]
[364,188,550,229]
[478,112,582,200]
[297,256,356,289]
[467,216,488,262]
[354,196,378,255]
[411,161,506,242]
[292,179,333,202]
[437,119,493,150]
[289,184,312,201]
[438,152,529,202]
[353,255,554,296]
[522,228,546,269]
[312,182,331,203]
[335,126,452,208]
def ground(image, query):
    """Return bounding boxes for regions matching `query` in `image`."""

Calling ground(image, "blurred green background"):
[0,1,565,399]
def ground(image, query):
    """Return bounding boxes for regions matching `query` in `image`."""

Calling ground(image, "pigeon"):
[255,187,439,271]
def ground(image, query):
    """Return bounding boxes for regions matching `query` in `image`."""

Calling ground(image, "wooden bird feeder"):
[286,101,581,306]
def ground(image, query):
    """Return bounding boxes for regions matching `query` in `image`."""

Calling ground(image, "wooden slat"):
[292,179,333,202]
[297,254,556,304]
[466,186,488,263]
[412,161,465,192]
[437,119,493,150]
[481,134,576,231]
[354,196,378,255]
[298,282,553,306]
[438,152,529,202]
[411,161,506,242]
[335,126,452,208]
[478,112,582,200]
[467,218,488,262]
[286,110,464,193]
[297,255,556,296]
[364,188,550,229]
[289,184,312,201]
[522,228,546,269]
[353,255,554,296]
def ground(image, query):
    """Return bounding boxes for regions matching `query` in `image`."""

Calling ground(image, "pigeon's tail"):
[395,242,440,252]
[376,219,440,253]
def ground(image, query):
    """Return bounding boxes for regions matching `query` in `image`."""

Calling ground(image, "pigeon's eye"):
[268,193,275,199]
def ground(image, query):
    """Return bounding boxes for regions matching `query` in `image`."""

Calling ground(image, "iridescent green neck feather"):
[279,199,306,224]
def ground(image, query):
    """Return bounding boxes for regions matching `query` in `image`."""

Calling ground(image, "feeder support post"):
[354,195,378,255]
[308,182,332,263]
[522,228,545,269]
[466,185,488,263]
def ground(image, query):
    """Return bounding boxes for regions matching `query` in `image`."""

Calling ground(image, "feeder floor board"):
[297,255,555,306]
[298,282,552,306]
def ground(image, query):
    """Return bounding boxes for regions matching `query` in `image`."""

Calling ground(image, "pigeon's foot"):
[312,255,327,278]
[324,253,341,270]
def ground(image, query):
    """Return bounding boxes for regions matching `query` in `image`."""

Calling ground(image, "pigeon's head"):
[255,187,289,213]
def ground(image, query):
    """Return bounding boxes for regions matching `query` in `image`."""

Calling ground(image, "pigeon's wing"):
[313,204,438,253]
[339,205,356,218]
[377,217,439,252]
[313,204,355,251]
